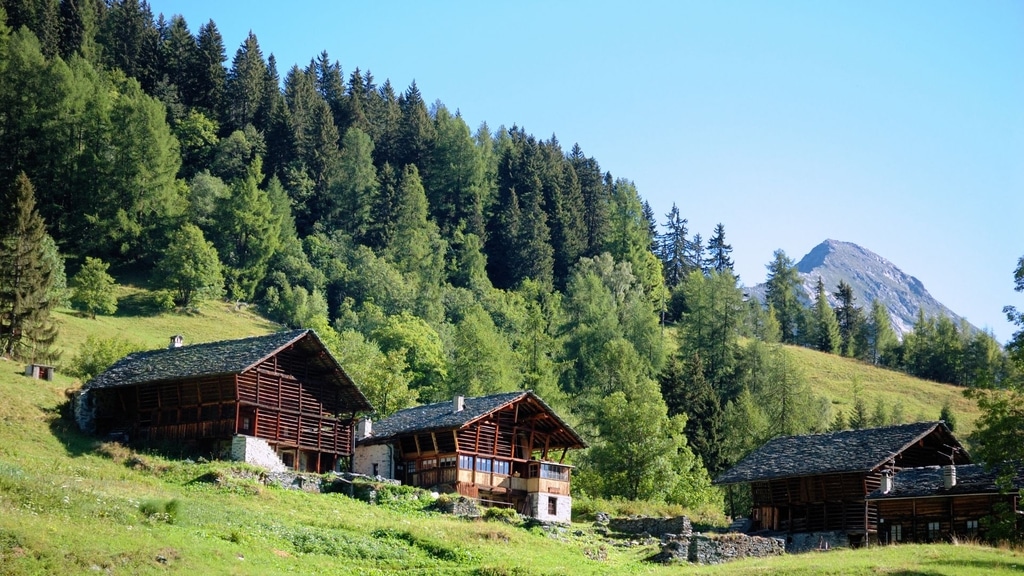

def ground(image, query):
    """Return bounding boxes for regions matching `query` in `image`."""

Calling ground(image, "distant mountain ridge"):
[749,239,973,338]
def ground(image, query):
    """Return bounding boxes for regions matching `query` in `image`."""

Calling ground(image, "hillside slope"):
[0,295,1011,574]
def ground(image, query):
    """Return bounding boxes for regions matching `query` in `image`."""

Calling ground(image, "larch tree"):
[157,223,223,309]
[70,256,117,318]
[0,173,59,361]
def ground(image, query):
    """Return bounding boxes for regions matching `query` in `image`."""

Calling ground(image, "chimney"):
[169,335,184,349]
[882,470,893,494]
[357,417,372,440]
[453,395,465,413]
[943,465,956,489]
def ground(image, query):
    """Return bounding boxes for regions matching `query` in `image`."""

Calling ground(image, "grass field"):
[0,290,1009,574]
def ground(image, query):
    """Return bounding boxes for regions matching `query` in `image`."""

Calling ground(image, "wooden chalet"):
[354,391,586,522]
[715,422,969,545]
[74,330,372,473]
[867,463,1023,543]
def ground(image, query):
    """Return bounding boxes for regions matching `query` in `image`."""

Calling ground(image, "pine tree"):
[687,233,706,275]
[705,222,734,273]
[224,31,268,133]
[833,280,863,357]
[659,204,689,289]
[570,144,609,256]
[194,19,226,114]
[764,249,803,344]
[866,299,897,365]
[396,80,434,169]
[811,276,840,354]
[0,173,59,361]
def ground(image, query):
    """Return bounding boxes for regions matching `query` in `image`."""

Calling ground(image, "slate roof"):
[359,390,586,449]
[715,421,963,485]
[866,464,1024,500]
[84,329,372,411]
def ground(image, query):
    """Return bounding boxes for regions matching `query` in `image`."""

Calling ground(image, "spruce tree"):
[659,204,689,289]
[0,173,59,361]
[811,276,841,354]
[834,280,863,357]
[764,249,802,344]
[705,222,734,273]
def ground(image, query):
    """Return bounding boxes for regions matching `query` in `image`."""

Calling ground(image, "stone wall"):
[527,493,572,524]
[353,443,393,479]
[230,435,287,473]
[609,516,693,538]
[658,533,784,564]
[784,530,848,553]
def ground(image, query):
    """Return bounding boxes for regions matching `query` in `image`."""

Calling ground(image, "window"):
[476,458,492,473]
[407,460,416,474]
[440,456,456,468]
[547,496,557,516]
[927,522,941,541]
[966,520,979,536]
[493,460,510,476]
[890,524,902,543]
[242,417,251,431]
[540,463,569,481]
[421,458,437,470]
[459,455,474,470]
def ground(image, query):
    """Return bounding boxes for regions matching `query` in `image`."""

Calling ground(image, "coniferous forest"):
[0,1,1019,511]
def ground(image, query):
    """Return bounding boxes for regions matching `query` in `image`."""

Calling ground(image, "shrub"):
[483,507,519,524]
[68,336,144,381]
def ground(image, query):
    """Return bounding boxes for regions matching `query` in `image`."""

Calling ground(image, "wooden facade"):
[79,330,372,473]
[717,422,969,543]
[868,464,1023,544]
[357,392,585,518]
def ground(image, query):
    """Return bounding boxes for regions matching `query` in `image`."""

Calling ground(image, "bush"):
[483,507,520,524]
[68,336,144,381]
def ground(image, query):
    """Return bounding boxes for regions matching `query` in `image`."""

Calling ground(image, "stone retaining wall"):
[658,533,785,565]
[608,516,693,538]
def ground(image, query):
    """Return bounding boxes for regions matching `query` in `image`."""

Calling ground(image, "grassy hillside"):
[0,290,1012,574]
[52,285,280,366]
[783,344,980,435]
[0,368,1020,574]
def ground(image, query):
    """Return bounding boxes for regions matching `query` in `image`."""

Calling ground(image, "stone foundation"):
[609,516,693,538]
[230,435,287,473]
[658,533,785,564]
[784,530,848,553]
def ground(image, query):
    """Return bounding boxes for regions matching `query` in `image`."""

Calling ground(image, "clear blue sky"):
[151,1,1024,342]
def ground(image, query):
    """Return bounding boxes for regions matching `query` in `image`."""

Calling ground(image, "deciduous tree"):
[70,256,117,318]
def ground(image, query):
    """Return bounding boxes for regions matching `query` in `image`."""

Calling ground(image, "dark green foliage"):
[0,173,59,361]
[97,0,160,91]
[223,31,269,133]
[764,249,803,344]
[705,223,734,274]
[810,277,841,354]
[658,203,689,289]
[939,401,957,432]
[833,280,863,358]
[661,354,724,474]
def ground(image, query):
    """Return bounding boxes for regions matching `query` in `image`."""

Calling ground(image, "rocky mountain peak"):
[752,240,971,338]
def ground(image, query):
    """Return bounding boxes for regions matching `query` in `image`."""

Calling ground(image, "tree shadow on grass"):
[45,399,96,458]
[114,291,172,318]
